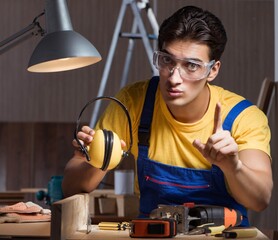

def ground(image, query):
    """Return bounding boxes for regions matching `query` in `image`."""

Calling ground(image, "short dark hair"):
[158,6,227,61]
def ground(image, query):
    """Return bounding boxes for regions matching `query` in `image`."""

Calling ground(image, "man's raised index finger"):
[213,102,223,133]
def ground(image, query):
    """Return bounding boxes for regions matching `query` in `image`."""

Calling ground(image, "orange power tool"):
[188,205,243,229]
[150,204,243,234]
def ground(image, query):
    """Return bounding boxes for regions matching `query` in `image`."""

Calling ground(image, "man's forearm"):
[62,155,107,197]
[224,158,273,212]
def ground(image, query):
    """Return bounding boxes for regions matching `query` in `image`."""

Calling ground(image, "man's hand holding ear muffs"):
[72,126,95,157]
[73,125,127,169]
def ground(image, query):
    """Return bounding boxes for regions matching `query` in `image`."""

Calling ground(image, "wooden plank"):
[51,194,89,240]
[256,78,275,115]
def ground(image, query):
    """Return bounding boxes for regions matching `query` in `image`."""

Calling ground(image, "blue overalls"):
[137,76,252,227]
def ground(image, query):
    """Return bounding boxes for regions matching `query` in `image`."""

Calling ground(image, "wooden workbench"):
[57,225,269,240]
[0,222,50,239]
[51,194,269,240]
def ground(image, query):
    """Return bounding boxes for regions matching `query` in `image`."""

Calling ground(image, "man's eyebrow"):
[161,49,204,63]
[161,49,171,54]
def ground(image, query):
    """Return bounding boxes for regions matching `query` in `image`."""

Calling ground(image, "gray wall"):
[0,0,274,122]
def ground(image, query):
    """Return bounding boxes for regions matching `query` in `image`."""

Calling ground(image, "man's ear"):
[207,61,221,82]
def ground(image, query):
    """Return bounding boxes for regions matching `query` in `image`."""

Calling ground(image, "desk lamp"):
[0,0,102,72]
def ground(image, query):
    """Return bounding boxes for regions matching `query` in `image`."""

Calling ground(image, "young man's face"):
[157,40,220,121]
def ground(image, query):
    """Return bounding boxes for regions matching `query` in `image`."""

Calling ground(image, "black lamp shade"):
[27,0,101,72]
[27,30,101,72]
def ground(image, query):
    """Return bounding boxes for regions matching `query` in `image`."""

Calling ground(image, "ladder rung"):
[120,32,157,40]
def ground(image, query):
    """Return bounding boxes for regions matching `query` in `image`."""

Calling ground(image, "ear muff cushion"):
[88,129,123,170]
[102,129,113,171]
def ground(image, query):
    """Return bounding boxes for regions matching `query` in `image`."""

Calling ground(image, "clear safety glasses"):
[153,51,215,81]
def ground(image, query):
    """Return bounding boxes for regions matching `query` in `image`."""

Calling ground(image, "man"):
[62,6,273,226]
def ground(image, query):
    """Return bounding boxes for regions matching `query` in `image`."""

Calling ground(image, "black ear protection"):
[74,96,133,171]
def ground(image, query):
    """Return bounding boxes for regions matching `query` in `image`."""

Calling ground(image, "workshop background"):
[0,0,276,233]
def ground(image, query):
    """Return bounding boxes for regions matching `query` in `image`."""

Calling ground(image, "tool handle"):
[223,227,258,238]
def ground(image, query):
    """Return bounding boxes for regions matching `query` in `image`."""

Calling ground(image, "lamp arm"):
[0,11,45,55]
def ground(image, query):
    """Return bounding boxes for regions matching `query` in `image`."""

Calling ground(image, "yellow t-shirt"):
[96,79,271,192]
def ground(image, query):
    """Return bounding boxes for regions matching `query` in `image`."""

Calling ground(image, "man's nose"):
[169,67,183,83]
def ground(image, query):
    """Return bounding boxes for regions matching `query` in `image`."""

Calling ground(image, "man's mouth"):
[167,88,183,97]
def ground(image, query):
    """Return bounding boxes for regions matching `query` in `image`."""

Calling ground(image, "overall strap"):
[138,76,159,146]
[223,99,253,131]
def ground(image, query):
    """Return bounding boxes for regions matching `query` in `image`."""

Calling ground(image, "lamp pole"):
[0,13,45,55]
